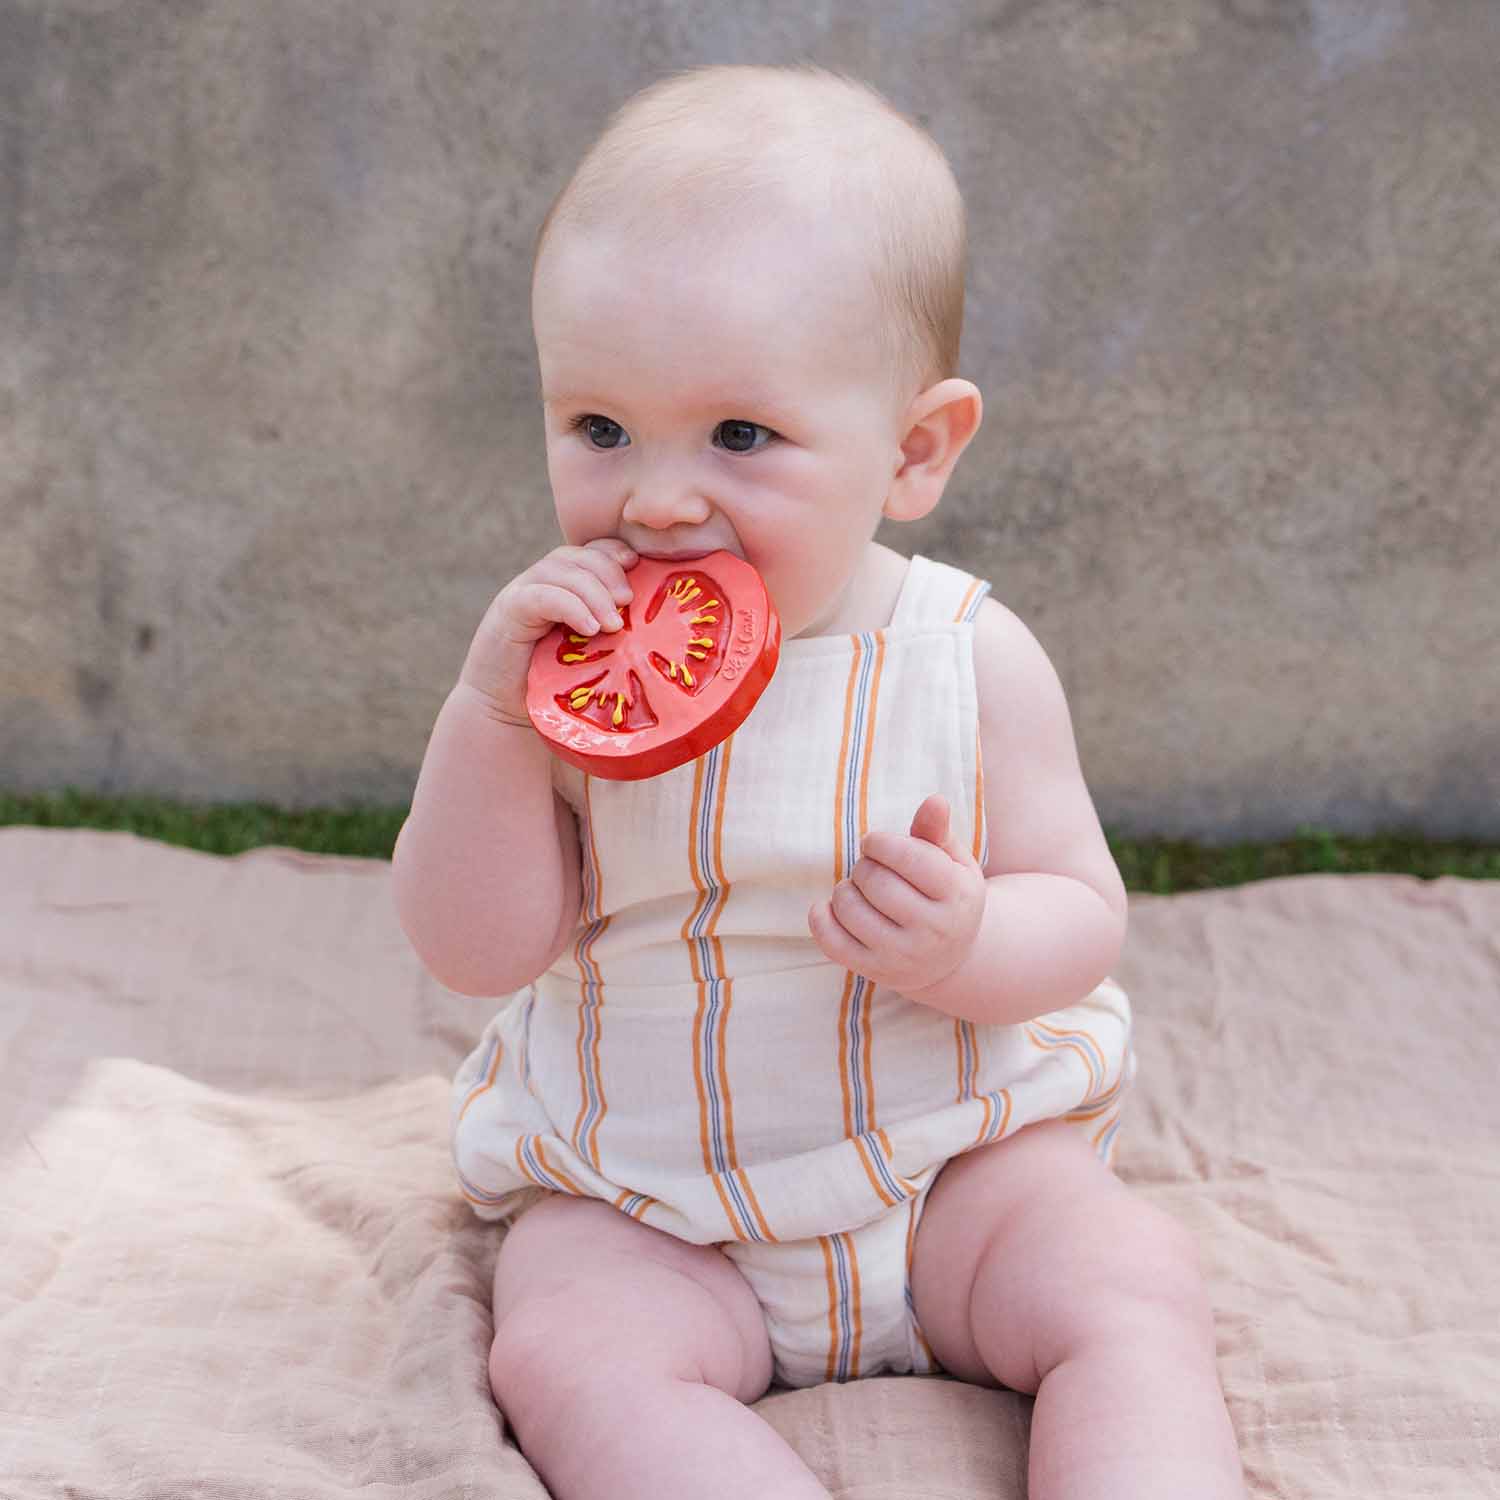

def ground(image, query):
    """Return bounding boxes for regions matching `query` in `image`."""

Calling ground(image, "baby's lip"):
[633,547,725,561]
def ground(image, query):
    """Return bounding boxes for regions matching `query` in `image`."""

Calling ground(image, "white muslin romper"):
[451,552,1134,1389]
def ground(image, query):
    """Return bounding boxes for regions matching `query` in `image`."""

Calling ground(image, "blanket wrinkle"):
[2,829,1497,1500]
[1222,1188,1343,1277]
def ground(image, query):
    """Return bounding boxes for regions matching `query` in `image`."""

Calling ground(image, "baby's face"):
[533,220,910,639]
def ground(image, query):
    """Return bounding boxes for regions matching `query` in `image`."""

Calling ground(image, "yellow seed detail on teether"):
[528,551,780,778]
[543,562,754,736]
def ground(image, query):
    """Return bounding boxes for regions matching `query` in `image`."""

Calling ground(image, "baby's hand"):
[458,538,638,725]
[808,794,987,998]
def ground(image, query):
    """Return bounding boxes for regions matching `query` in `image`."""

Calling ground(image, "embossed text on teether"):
[722,609,757,680]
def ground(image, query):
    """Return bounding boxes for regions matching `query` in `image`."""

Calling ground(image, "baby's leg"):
[910,1120,1245,1500]
[487,1194,830,1500]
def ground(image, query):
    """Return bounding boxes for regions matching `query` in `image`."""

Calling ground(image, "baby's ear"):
[883,379,983,522]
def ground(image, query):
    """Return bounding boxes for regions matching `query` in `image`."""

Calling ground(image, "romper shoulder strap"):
[888,553,993,628]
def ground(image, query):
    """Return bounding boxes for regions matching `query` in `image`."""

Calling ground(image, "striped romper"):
[451,551,1134,1389]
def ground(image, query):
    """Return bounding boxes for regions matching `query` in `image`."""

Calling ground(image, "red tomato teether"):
[526,550,781,780]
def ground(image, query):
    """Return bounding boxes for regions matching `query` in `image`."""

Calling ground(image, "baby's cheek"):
[549,469,616,536]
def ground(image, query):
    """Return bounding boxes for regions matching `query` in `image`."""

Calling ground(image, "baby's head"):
[530,63,982,639]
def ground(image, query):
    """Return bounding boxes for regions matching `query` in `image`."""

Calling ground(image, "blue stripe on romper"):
[861,1130,911,1202]
[843,634,878,1134]
[958,1021,978,1100]
[831,633,881,1381]
[832,1234,856,1381]
[519,1134,570,1191]
[689,742,767,1241]
[1027,1021,1107,1097]
[453,1036,513,1206]
[570,810,609,1159]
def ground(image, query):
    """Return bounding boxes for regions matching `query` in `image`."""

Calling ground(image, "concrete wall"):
[3,0,1496,840]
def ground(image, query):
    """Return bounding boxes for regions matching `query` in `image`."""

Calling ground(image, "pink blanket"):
[2,827,1496,1497]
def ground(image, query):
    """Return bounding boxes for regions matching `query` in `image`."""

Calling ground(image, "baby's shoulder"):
[970,592,1054,677]
[969,594,1075,744]
[965,589,1121,911]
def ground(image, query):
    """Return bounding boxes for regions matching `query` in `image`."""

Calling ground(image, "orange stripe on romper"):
[847,1235,864,1379]
[579,772,605,918]
[857,633,885,857]
[509,1134,588,1197]
[853,1128,920,1205]
[454,1034,504,1128]
[953,578,983,623]
[959,631,987,1122]
[684,743,776,1243]
[905,1197,938,1367]
[837,970,859,1140]
[1026,1019,1106,1097]
[572,1006,606,1168]
[612,1188,660,1219]
[843,637,907,1199]
[687,757,723,1171]
[534,1138,588,1196]
[855,634,885,1123]
[819,1233,864,1382]
[713,738,775,1243]
[852,1135,899,1208]
[1066,1069,1125,1123]
[820,1237,840,1381]
[959,1085,1014,1156]
[834,642,862,1140]
[832,640,861,881]
[972,720,986,864]
[708,743,740,1173]
[835,634,885,1142]
[571,775,608,1167]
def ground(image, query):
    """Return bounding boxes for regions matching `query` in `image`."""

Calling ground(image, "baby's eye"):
[714,420,775,454]
[570,414,630,450]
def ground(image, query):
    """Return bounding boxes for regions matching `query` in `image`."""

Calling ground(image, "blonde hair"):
[531,63,967,405]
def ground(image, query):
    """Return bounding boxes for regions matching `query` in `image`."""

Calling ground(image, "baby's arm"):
[392,539,636,996]
[916,597,1128,1023]
[392,685,582,996]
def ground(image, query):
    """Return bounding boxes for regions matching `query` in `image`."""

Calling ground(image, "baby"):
[393,63,1245,1500]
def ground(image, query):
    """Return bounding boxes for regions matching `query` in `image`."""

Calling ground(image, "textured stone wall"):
[3,0,1496,839]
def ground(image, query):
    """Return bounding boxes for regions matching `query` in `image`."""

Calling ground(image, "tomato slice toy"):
[526,549,781,780]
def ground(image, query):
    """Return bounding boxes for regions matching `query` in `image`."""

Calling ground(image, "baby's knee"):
[1070,1198,1211,1349]
[488,1253,770,1441]
[488,1290,623,1447]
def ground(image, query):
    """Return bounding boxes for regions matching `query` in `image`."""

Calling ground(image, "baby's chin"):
[782,590,849,641]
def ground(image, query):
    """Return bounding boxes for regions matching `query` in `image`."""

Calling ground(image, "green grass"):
[1109,829,1500,894]
[0,789,405,861]
[3,789,1497,893]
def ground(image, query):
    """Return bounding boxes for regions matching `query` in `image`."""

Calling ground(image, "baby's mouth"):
[630,540,743,563]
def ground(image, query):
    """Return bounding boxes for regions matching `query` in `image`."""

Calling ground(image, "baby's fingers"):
[508,581,612,641]
[539,560,632,634]
[829,879,904,949]
[849,856,936,928]
[519,541,632,635]
[808,896,872,964]
[859,831,960,900]
[567,540,639,611]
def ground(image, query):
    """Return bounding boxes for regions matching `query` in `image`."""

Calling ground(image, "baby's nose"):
[621,477,713,529]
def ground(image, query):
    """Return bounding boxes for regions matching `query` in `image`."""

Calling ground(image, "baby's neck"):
[800,542,909,637]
